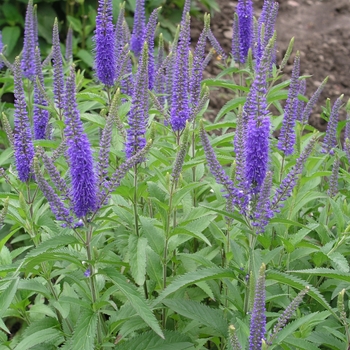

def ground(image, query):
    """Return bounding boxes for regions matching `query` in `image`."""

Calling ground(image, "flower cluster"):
[21,0,36,79]
[13,57,35,182]
[94,0,116,86]
[64,65,98,218]
[232,0,253,63]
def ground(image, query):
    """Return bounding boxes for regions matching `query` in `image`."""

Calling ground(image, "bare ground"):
[196,0,350,128]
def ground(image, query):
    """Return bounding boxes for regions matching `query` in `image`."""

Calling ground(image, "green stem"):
[85,224,104,345]
[133,165,149,299]
[162,182,175,328]
[133,165,140,237]
[244,232,257,314]
[279,155,285,182]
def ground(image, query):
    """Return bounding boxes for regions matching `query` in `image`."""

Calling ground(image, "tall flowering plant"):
[0,0,348,349]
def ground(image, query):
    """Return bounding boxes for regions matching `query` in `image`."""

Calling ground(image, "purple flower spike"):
[249,263,266,350]
[21,0,36,79]
[120,20,134,96]
[190,14,210,110]
[170,13,191,132]
[155,34,166,106]
[33,4,39,48]
[244,35,276,193]
[52,18,65,110]
[253,171,273,233]
[145,8,161,90]
[94,0,116,86]
[236,0,253,63]
[200,122,241,209]
[65,26,73,61]
[272,137,316,212]
[130,0,146,56]
[300,77,327,124]
[125,42,149,159]
[256,0,278,66]
[33,158,73,225]
[323,95,343,155]
[278,52,301,155]
[182,0,191,23]
[328,156,340,198]
[231,13,240,63]
[13,57,35,182]
[33,47,50,140]
[268,287,309,344]
[64,65,98,218]
[115,2,126,80]
[296,79,306,122]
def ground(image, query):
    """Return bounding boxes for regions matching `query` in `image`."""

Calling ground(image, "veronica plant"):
[0,0,349,349]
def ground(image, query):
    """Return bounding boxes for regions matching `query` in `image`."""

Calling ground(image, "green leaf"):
[18,279,51,299]
[307,330,346,349]
[328,252,349,272]
[172,183,205,208]
[25,235,80,258]
[76,49,94,67]
[282,337,322,350]
[291,268,350,283]
[328,198,345,233]
[139,216,165,255]
[71,309,98,350]
[162,299,228,337]
[270,312,328,347]
[203,78,249,92]
[266,271,336,317]
[1,26,20,56]
[115,330,193,350]
[67,15,82,33]
[0,279,19,322]
[289,192,328,219]
[14,328,62,350]
[216,97,246,120]
[146,247,163,289]
[129,235,148,286]
[102,268,164,338]
[153,268,235,306]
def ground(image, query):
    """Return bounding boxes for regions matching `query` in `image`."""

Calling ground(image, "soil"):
[197,0,350,129]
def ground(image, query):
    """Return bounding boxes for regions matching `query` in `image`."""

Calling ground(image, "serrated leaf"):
[14,328,62,350]
[169,227,211,247]
[139,216,165,255]
[282,337,321,350]
[102,268,164,339]
[153,268,235,306]
[0,278,19,322]
[172,183,205,208]
[146,247,163,289]
[116,330,192,350]
[266,271,337,319]
[307,330,346,349]
[18,279,51,299]
[291,268,350,282]
[25,235,80,259]
[328,198,345,232]
[129,235,148,286]
[71,309,98,350]
[162,299,228,337]
[269,312,327,346]
[328,252,349,272]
